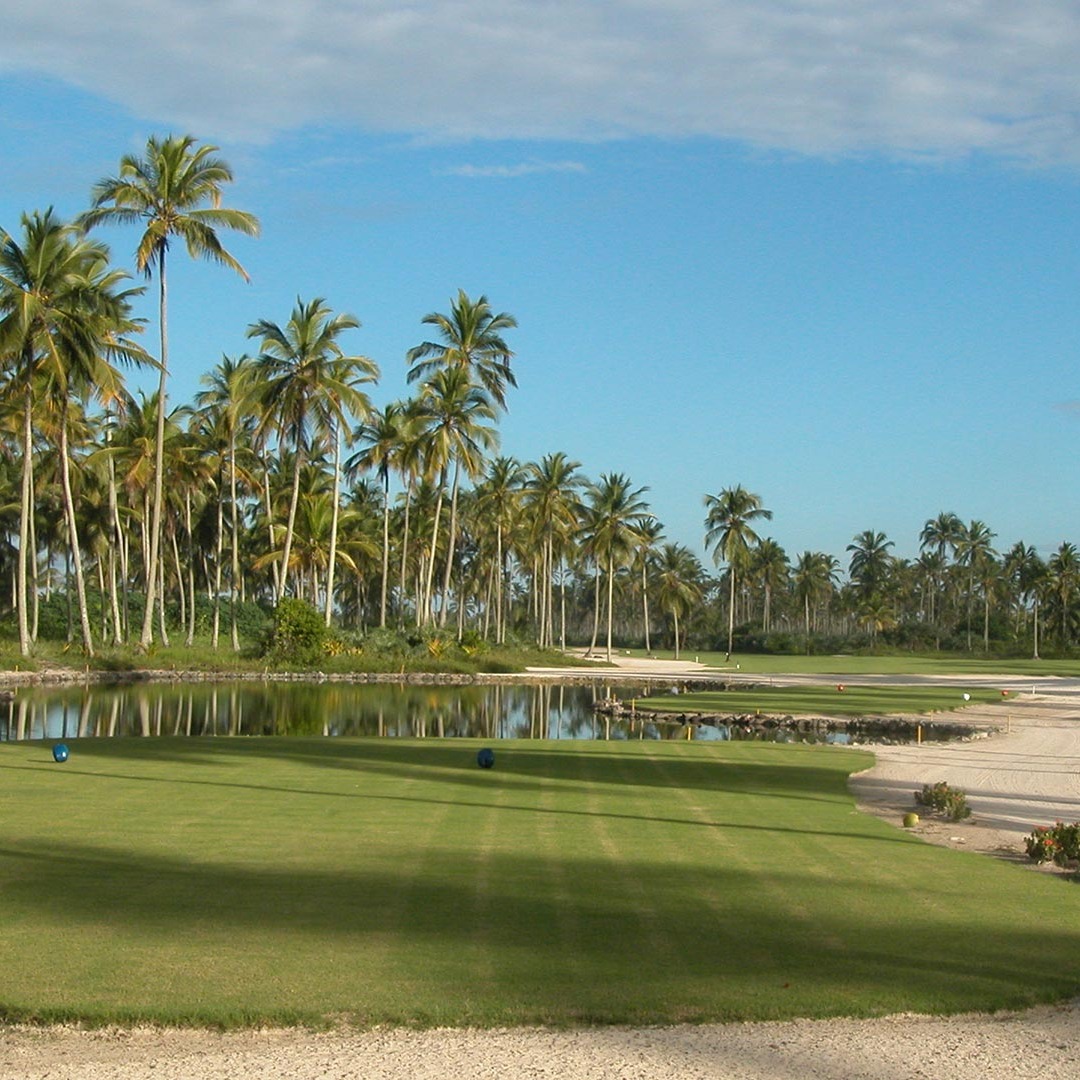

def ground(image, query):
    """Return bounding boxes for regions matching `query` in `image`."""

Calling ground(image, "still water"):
[0,680,885,745]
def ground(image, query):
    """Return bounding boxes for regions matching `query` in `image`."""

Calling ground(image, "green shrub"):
[914,781,972,821]
[1025,822,1080,867]
[264,599,327,666]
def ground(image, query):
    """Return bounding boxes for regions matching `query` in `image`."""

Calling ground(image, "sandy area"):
[4,655,1079,1079]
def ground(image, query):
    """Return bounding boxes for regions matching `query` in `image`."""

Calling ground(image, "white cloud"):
[4,1,1080,163]
[441,161,587,178]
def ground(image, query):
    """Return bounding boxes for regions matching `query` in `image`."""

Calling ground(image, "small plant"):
[914,781,972,821]
[1024,822,1080,867]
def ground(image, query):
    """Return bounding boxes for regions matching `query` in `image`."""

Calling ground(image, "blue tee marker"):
[52,743,69,763]
[476,747,495,769]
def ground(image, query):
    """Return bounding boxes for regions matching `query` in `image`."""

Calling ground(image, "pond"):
[0,680,959,745]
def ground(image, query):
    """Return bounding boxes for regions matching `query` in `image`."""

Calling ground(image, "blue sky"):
[3,1,1080,568]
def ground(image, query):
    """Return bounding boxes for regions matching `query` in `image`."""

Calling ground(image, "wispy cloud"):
[5,2,1080,163]
[441,161,587,179]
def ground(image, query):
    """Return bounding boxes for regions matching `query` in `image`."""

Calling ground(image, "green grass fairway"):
[639,685,1009,718]
[1,737,1077,1028]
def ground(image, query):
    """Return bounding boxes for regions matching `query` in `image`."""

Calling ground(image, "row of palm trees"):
[4,134,1079,661]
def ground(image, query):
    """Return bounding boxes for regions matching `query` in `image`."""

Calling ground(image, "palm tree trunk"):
[229,433,240,652]
[437,460,461,628]
[58,399,95,656]
[727,569,737,657]
[324,427,342,627]
[140,249,168,650]
[17,375,33,657]
[278,443,304,603]
[606,554,615,661]
[379,474,390,627]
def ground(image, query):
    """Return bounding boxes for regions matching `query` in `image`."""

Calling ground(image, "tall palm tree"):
[346,401,408,627]
[475,456,528,643]
[194,355,256,650]
[414,366,498,626]
[0,209,148,655]
[1044,542,1079,649]
[750,537,788,634]
[581,473,650,661]
[846,530,894,601]
[793,551,840,647]
[955,520,996,651]
[81,134,259,649]
[522,452,584,648]
[919,511,963,627]
[1004,541,1046,659]
[247,297,378,606]
[406,290,518,411]
[703,485,772,658]
[653,543,704,659]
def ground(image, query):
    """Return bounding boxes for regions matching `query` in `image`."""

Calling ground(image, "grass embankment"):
[633,649,1080,678]
[639,685,1010,719]
[0,638,579,681]
[1,738,1076,1028]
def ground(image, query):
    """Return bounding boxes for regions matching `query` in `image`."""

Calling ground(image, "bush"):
[264,599,327,666]
[914,781,972,821]
[1024,822,1080,867]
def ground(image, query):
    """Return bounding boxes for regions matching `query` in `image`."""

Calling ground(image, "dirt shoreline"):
[4,654,1079,1078]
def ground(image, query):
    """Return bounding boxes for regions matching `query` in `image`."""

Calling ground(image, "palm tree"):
[1044,543,1080,649]
[346,401,408,628]
[247,297,378,606]
[703,485,772,658]
[474,456,528,643]
[414,366,498,626]
[81,134,259,649]
[194,355,256,650]
[955,520,996,651]
[750,537,788,634]
[632,517,665,652]
[792,551,840,648]
[581,473,650,661]
[653,543,704,658]
[919,511,963,626]
[406,290,518,411]
[0,209,148,655]
[1004,541,1046,659]
[846,530,894,601]
[522,452,584,648]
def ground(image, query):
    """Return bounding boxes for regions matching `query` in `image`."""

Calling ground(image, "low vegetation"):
[1,738,1077,1028]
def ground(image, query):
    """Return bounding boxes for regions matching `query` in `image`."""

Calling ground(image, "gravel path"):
[4,661,1079,1079]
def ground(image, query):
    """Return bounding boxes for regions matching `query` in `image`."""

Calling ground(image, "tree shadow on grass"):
[0,834,1077,1025]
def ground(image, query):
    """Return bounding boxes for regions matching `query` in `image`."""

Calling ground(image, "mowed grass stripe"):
[0,737,1077,1027]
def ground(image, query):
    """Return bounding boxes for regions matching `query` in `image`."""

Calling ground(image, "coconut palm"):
[406,290,518,411]
[194,355,256,649]
[0,209,149,655]
[474,456,528,643]
[522,452,584,648]
[703,485,772,658]
[1004,541,1047,659]
[750,537,788,634]
[247,297,378,606]
[581,473,650,661]
[81,134,259,649]
[792,551,840,647]
[846,530,894,601]
[653,543,705,658]
[346,401,409,628]
[413,366,498,626]
[955,520,996,651]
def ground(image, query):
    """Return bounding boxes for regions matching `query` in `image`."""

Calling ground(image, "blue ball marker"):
[476,747,495,769]
[52,743,70,763]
